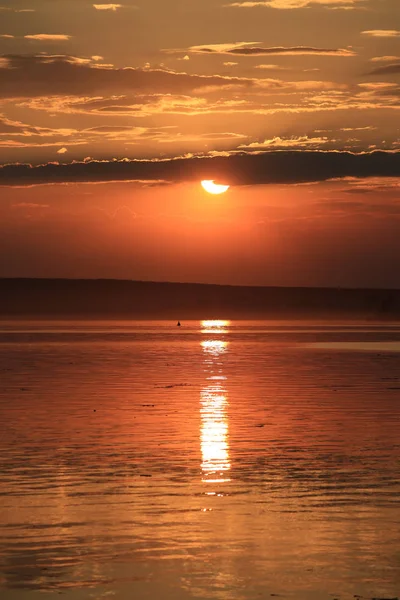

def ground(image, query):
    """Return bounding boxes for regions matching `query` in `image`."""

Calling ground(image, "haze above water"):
[0,320,399,600]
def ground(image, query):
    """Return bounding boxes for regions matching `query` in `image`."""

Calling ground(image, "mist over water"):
[0,320,399,600]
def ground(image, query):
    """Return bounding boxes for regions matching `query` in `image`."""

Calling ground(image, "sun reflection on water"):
[200,327,231,483]
[201,320,231,334]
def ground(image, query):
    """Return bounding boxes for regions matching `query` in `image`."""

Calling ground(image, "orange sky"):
[0,0,399,286]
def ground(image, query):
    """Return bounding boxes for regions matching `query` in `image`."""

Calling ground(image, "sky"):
[0,0,399,287]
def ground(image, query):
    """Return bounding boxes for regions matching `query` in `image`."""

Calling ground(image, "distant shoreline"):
[1,278,399,319]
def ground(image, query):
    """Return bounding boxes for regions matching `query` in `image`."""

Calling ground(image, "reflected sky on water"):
[0,320,399,600]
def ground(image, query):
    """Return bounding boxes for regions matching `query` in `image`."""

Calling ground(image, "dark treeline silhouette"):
[1,279,400,319]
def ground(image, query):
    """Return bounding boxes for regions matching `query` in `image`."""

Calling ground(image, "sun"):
[201,180,230,195]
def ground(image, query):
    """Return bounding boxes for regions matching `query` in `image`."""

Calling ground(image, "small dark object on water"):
[155,383,192,389]
[177,321,181,327]
[93,409,96,412]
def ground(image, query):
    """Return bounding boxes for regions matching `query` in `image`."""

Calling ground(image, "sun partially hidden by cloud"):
[57,147,68,154]
[201,180,230,194]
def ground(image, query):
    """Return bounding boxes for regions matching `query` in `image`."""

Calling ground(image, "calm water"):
[0,320,399,600]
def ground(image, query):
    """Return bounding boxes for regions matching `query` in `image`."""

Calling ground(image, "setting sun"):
[201,180,230,195]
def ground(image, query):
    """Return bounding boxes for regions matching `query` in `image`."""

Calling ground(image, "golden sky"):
[0,0,399,286]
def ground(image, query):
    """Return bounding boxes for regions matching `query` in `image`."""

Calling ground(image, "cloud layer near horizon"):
[1,150,398,187]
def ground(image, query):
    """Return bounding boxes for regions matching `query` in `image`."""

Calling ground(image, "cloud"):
[225,0,364,8]
[24,35,71,41]
[1,34,71,42]
[367,63,400,76]
[358,82,398,90]
[1,54,397,125]
[370,56,400,63]
[93,4,123,10]
[254,64,291,70]
[0,139,86,148]
[0,111,248,148]
[13,78,399,120]
[0,115,77,138]
[13,78,351,118]
[239,135,331,149]
[0,54,251,99]
[335,176,400,196]
[178,42,355,56]
[361,30,400,38]
[339,126,376,132]
[0,151,398,187]
[11,203,49,209]
[0,7,36,12]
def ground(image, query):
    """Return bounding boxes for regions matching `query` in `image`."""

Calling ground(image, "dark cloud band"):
[0,150,399,187]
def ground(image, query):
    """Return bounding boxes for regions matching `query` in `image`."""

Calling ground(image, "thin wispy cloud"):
[93,4,123,10]
[1,34,71,41]
[339,126,376,132]
[370,56,400,63]
[225,0,364,9]
[0,6,35,12]
[361,30,400,38]
[24,34,71,41]
[358,82,398,90]
[254,64,291,70]
[172,42,356,56]
[367,63,400,76]
[239,135,331,148]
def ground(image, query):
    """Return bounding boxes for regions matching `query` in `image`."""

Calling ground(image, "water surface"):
[0,320,399,600]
